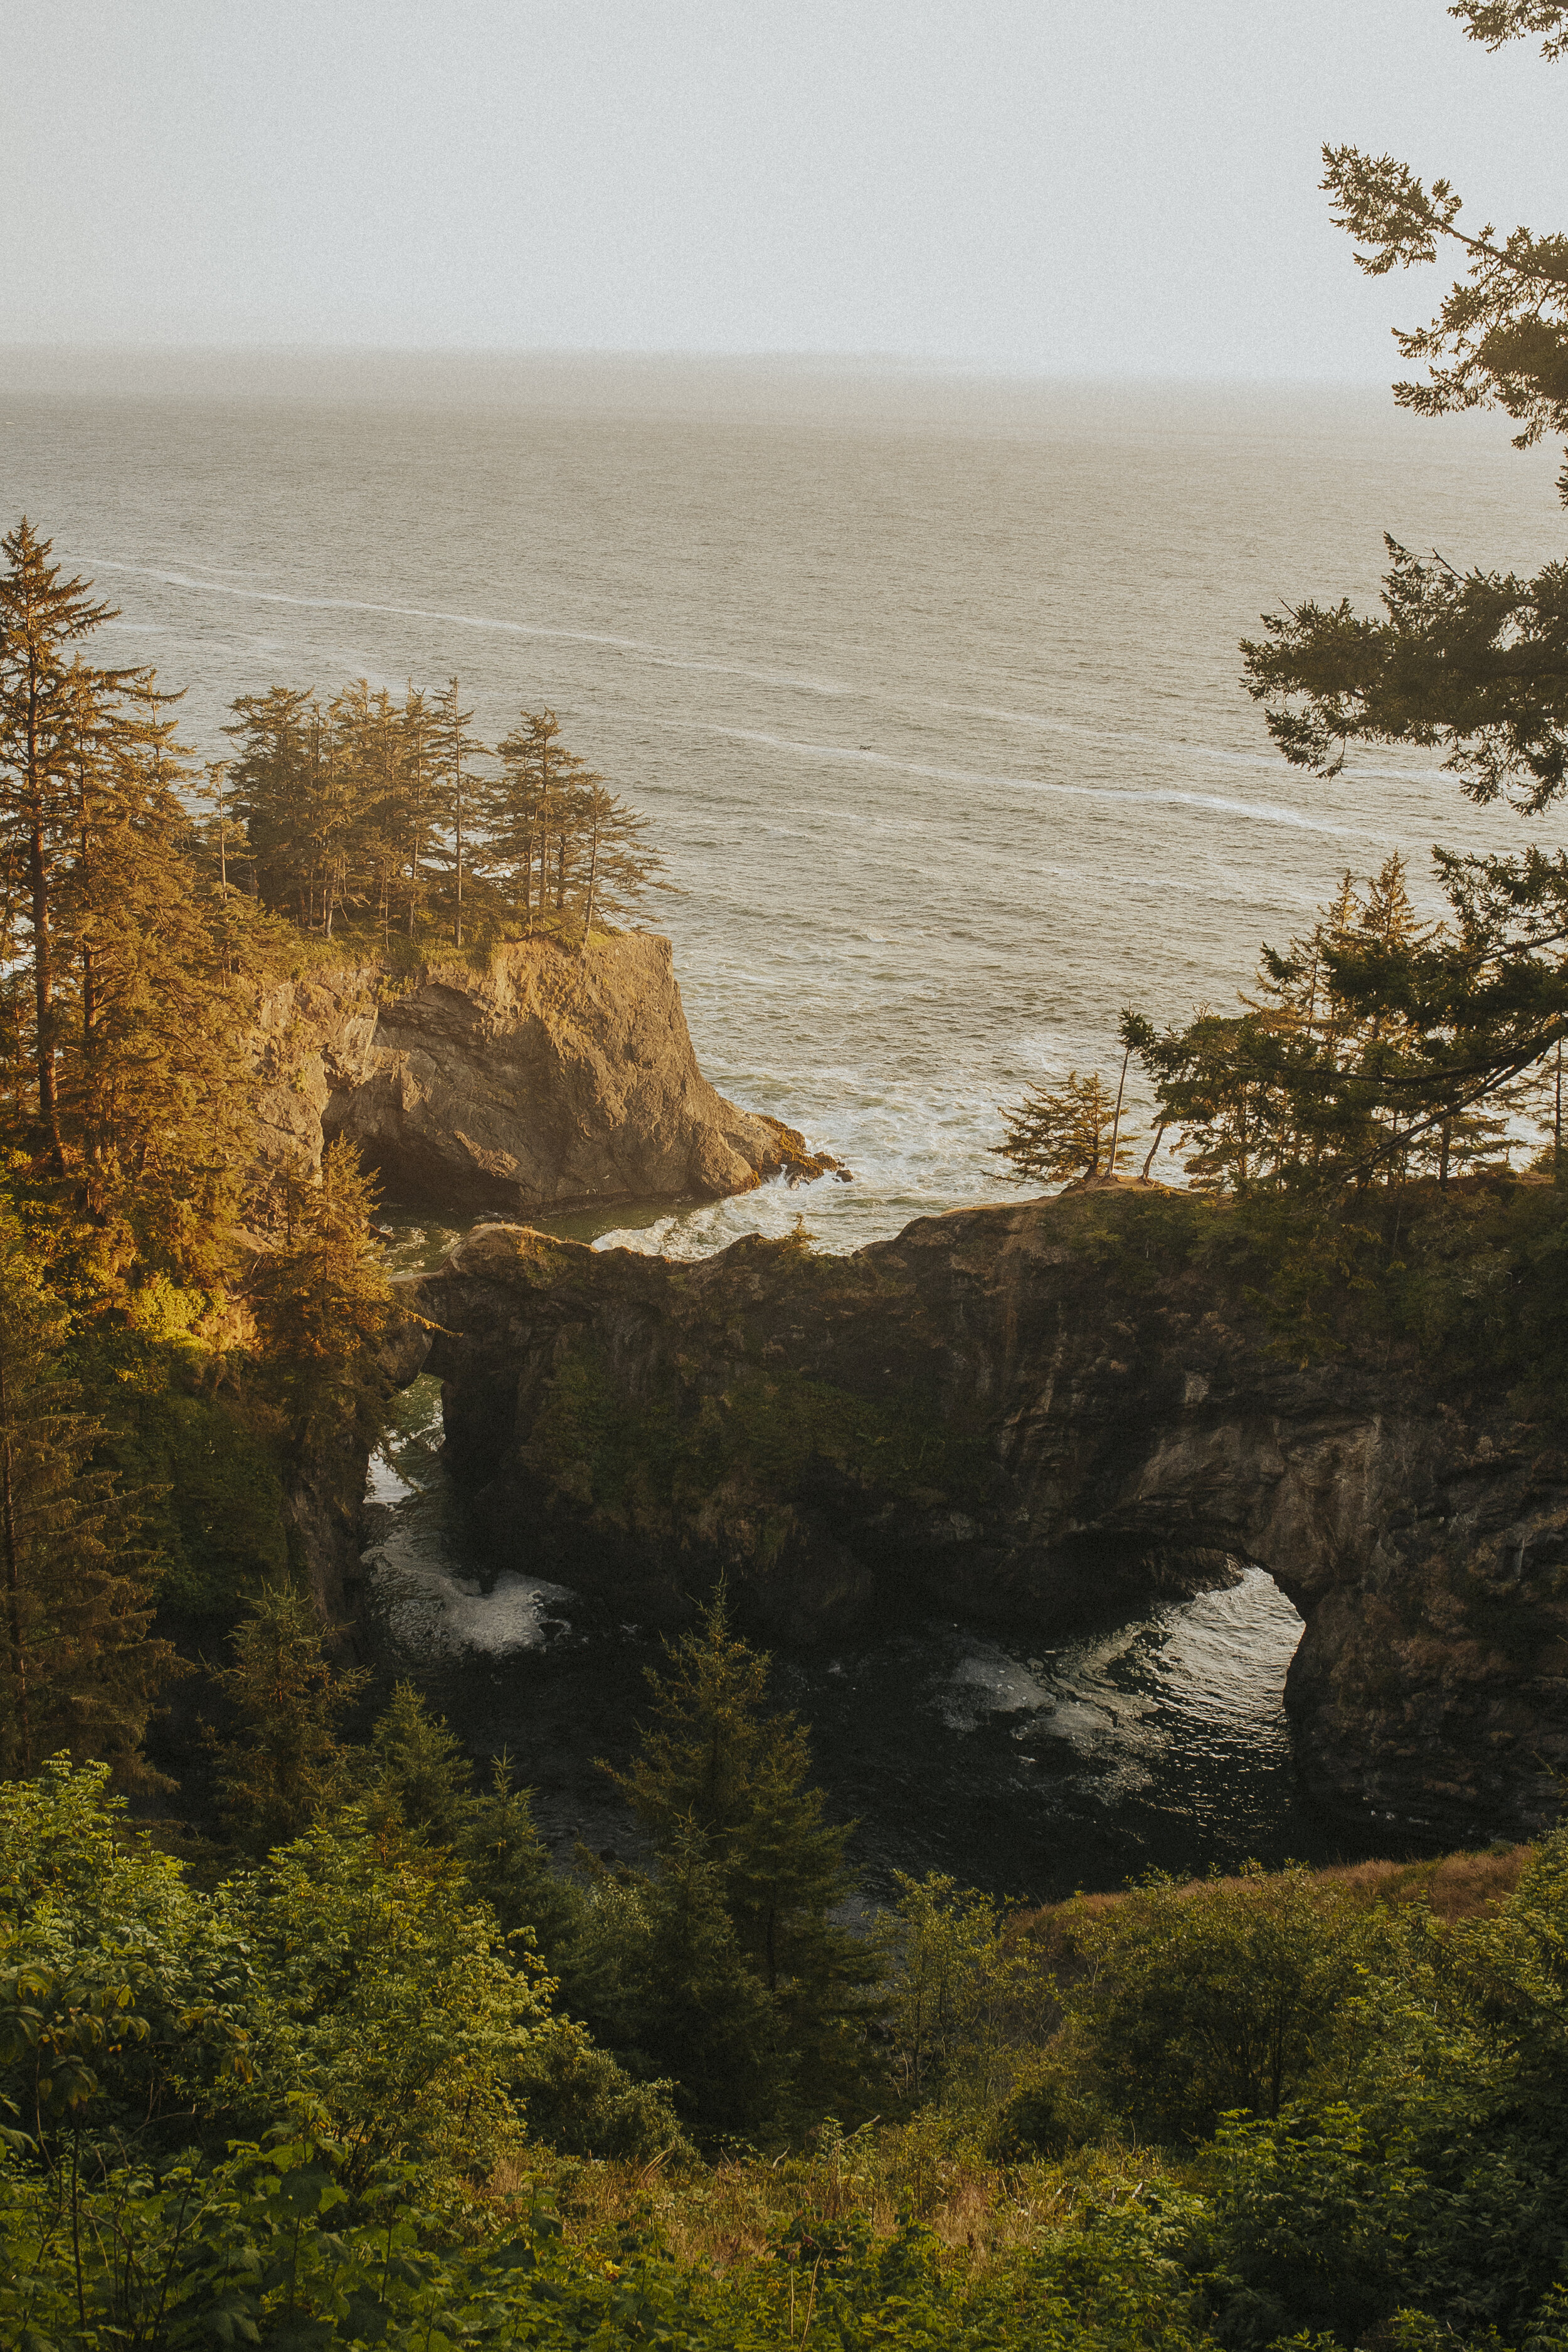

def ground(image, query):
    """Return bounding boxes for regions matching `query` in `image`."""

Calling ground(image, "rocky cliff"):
[396,1195,1568,1847]
[247,931,839,1216]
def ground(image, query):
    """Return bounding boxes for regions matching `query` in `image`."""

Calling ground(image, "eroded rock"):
[398,1196,1568,1845]
[247,931,839,1215]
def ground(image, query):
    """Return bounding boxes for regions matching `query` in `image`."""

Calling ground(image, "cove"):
[361,1373,1392,1905]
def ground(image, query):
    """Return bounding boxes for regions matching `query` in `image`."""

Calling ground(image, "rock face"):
[246,931,837,1216]
[398,1196,1568,1846]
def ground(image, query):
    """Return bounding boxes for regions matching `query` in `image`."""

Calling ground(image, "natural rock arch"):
[395,1197,1568,1846]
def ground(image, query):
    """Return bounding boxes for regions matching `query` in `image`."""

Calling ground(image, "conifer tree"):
[432,677,486,947]
[992,1069,1138,1189]
[607,1589,882,2122]
[487,709,667,941]
[490,707,571,935]
[250,1139,391,1451]
[630,1827,792,2144]
[1128,855,1537,1192]
[354,1680,582,1950]
[398,684,439,937]
[223,684,321,924]
[0,1214,177,1783]
[574,776,671,943]
[0,521,137,1173]
[214,1583,368,1854]
[61,683,252,1279]
[1220,11,1568,1144]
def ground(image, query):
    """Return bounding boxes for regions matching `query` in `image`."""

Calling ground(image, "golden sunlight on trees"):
[223,688,669,952]
[991,1068,1139,1190]
[0,1216,177,1782]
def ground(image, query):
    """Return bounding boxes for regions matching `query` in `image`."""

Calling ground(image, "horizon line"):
[0,342,1401,389]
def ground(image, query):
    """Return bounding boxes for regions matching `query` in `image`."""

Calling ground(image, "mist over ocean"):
[5,355,1564,1258]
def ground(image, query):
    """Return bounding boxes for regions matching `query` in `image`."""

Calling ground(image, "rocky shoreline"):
[246,930,844,1217]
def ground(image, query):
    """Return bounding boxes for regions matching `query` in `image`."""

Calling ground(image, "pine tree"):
[574,777,671,945]
[355,1680,581,1951]
[214,1582,367,1854]
[607,1589,882,2124]
[0,1213,178,1783]
[992,1068,1139,1189]
[0,520,139,1173]
[487,707,672,942]
[249,1138,391,1450]
[432,677,487,947]
[398,684,440,938]
[223,684,320,923]
[489,708,571,936]
[60,681,252,1280]
[630,1827,792,2144]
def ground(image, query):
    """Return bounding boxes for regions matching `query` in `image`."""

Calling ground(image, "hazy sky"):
[6,0,1563,375]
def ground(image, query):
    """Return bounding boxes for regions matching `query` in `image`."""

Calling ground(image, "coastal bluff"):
[395,1197,1568,1847]
[246,931,836,1216]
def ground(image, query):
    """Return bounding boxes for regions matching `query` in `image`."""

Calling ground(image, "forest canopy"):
[221,679,669,949]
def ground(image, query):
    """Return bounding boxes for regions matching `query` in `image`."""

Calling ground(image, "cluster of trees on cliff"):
[0,515,401,1786]
[1000,850,1566,1193]
[221,681,669,948]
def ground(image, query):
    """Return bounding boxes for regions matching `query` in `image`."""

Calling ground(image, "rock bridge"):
[396,1196,1568,1846]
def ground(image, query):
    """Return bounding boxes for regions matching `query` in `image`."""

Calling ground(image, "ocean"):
[5,352,1560,1890]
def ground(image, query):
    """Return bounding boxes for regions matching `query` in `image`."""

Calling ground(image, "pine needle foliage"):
[0,519,253,1283]
[992,1070,1138,1190]
[213,1584,368,1856]
[1197,12,1568,1187]
[0,1214,177,1784]
[606,1589,884,2131]
[247,1139,391,1452]
[1126,853,1567,1194]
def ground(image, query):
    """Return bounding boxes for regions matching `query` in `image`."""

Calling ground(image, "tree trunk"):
[0,1364,33,1770]
[24,680,63,1174]
[1106,1045,1130,1174]
[579,806,600,960]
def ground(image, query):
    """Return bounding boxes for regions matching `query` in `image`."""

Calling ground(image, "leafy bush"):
[1052,1863,1374,2143]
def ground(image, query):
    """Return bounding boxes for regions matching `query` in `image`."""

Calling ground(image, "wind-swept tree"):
[1223,5,1568,1167]
[992,1067,1139,1189]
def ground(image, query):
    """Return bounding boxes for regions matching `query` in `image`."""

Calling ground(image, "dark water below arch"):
[363,1355,1414,1909]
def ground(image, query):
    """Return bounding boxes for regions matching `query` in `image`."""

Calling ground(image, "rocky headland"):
[394,1195,1568,1847]
[247,930,840,1217]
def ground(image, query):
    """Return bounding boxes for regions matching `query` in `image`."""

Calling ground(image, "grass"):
[492,2123,1171,2280]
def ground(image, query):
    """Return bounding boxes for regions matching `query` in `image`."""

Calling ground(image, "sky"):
[4,0,1564,376]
